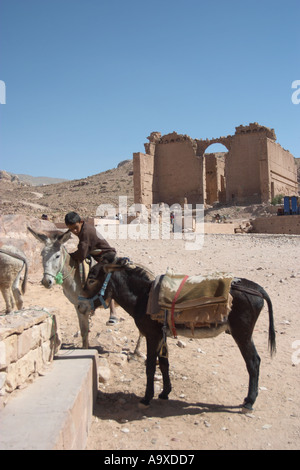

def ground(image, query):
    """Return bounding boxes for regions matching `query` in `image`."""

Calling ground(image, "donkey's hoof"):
[241,407,253,414]
[158,393,169,400]
[241,402,254,413]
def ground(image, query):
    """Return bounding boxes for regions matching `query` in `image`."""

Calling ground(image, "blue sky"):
[0,0,299,180]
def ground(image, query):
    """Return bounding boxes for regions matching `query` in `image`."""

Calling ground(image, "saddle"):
[147,268,233,337]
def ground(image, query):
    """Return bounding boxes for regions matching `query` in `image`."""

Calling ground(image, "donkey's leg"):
[158,356,172,400]
[76,307,90,348]
[12,272,23,310]
[229,292,263,410]
[234,337,261,410]
[139,336,159,408]
[1,287,14,313]
[12,287,23,310]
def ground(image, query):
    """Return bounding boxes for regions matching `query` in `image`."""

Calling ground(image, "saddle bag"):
[147,268,233,337]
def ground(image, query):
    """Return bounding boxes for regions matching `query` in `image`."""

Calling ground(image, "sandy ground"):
[2,233,300,450]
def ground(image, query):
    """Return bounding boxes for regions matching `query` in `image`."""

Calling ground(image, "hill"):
[0,160,134,221]
[9,173,69,186]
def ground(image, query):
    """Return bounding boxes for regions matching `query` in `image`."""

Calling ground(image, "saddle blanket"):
[147,268,233,335]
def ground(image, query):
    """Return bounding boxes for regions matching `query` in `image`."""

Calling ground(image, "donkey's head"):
[28,227,72,288]
[77,255,119,315]
[78,256,153,316]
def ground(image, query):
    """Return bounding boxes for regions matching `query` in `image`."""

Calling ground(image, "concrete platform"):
[0,349,98,450]
[196,222,236,234]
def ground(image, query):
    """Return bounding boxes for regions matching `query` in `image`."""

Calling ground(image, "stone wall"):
[133,152,156,206]
[267,139,298,199]
[202,222,236,234]
[251,215,300,235]
[0,309,60,408]
[225,130,264,204]
[154,135,202,205]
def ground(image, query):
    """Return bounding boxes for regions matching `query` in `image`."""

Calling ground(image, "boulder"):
[0,214,59,273]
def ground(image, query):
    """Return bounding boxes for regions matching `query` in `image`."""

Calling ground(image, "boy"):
[65,211,118,324]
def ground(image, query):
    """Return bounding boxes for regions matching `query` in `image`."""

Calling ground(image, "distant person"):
[170,211,175,232]
[64,211,118,325]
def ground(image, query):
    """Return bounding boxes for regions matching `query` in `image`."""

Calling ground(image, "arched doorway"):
[203,143,228,205]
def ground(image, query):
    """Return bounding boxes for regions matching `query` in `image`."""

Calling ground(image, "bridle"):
[43,246,74,285]
[78,271,112,311]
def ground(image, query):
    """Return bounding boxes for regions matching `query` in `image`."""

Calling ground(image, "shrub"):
[271,194,284,205]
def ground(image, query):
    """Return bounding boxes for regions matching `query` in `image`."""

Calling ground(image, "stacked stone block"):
[0,309,60,407]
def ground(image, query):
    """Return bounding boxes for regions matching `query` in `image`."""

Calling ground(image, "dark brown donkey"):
[78,257,276,411]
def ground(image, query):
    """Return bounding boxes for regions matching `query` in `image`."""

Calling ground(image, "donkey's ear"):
[57,230,73,245]
[27,226,49,244]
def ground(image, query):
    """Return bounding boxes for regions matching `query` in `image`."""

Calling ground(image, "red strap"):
[170,275,189,338]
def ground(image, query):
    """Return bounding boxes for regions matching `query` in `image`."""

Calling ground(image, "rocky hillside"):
[0,160,134,221]
[10,173,68,186]
[0,170,68,186]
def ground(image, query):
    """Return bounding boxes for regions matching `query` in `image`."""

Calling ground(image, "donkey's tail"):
[261,288,276,357]
[231,280,276,357]
[21,258,28,294]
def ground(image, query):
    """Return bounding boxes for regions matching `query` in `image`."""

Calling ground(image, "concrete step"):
[0,349,98,450]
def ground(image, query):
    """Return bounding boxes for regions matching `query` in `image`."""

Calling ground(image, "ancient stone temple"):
[133,123,298,207]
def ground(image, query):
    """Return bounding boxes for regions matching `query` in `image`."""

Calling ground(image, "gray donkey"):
[0,245,28,313]
[28,227,117,348]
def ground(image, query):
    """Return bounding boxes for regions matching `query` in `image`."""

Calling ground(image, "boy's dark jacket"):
[69,221,115,262]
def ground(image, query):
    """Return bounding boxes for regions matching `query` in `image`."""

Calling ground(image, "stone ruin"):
[133,123,298,207]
